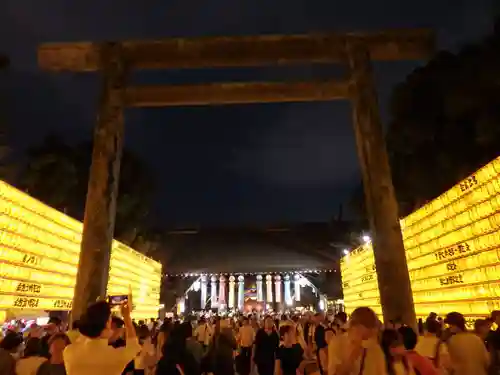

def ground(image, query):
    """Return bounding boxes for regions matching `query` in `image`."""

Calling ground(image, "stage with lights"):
[171,268,336,314]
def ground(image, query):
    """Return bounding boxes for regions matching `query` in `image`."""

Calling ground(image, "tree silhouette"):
[0,54,15,182]
[350,19,500,219]
[18,134,155,243]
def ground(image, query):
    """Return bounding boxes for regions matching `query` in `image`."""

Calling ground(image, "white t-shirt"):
[447,332,489,375]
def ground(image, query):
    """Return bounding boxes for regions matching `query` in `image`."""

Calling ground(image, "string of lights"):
[163,269,337,278]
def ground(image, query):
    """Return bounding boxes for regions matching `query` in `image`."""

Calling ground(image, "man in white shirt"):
[328,307,387,375]
[64,299,141,375]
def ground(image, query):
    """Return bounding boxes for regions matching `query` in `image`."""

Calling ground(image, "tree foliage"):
[18,134,155,243]
[350,19,500,219]
[0,54,15,182]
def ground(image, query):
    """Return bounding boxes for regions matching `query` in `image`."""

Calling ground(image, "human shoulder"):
[449,331,482,346]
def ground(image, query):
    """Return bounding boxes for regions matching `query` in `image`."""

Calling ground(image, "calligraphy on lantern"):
[16,282,41,294]
[13,297,39,308]
[434,242,471,261]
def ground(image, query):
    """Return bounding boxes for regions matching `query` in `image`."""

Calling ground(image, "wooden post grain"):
[346,39,416,327]
[72,43,127,319]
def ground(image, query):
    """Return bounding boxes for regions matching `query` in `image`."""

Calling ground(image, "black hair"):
[380,329,400,375]
[180,321,193,338]
[425,317,441,335]
[23,338,42,357]
[48,317,62,326]
[0,332,23,352]
[136,324,150,340]
[336,312,348,324]
[279,325,293,340]
[78,301,112,338]
[111,316,125,329]
[398,326,418,350]
[72,320,80,330]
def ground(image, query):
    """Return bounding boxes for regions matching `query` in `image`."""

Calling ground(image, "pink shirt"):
[406,351,439,375]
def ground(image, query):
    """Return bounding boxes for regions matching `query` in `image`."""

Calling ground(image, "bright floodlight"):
[362,235,371,243]
[343,249,349,255]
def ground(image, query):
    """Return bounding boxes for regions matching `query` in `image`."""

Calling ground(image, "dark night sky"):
[0,0,495,226]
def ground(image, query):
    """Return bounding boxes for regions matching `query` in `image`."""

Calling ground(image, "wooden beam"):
[38,29,434,71]
[125,81,350,107]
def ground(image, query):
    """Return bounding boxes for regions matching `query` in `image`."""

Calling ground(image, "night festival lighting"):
[341,156,500,321]
[163,269,337,278]
[0,180,162,319]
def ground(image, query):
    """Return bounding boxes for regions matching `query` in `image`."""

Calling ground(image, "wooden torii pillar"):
[38,30,434,324]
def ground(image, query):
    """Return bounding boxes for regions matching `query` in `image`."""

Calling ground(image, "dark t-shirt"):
[39,334,51,358]
[277,344,303,375]
[254,329,279,364]
[314,325,327,350]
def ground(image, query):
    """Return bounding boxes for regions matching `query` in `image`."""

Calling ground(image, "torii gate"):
[38,29,434,326]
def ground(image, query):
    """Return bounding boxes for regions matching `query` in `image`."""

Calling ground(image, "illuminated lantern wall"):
[341,157,500,322]
[0,180,161,319]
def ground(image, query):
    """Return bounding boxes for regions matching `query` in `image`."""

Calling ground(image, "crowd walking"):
[0,302,499,375]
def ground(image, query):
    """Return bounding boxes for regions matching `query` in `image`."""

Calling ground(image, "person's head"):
[180,322,193,339]
[160,320,172,334]
[46,317,61,335]
[78,301,112,339]
[111,316,125,331]
[428,312,438,320]
[398,326,417,350]
[48,333,70,362]
[491,311,500,325]
[314,312,325,324]
[242,317,249,326]
[0,332,23,354]
[425,317,441,336]
[381,329,405,357]
[335,312,348,325]
[445,312,466,333]
[137,324,150,340]
[474,319,491,339]
[349,307,379,340]
[264,316,274,330]
[279,325,295,344]
[23,337,42,357]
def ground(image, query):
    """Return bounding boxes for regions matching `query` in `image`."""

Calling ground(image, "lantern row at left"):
[0,180,162,321]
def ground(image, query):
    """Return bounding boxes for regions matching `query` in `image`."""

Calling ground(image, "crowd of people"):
[0,303,499,375]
